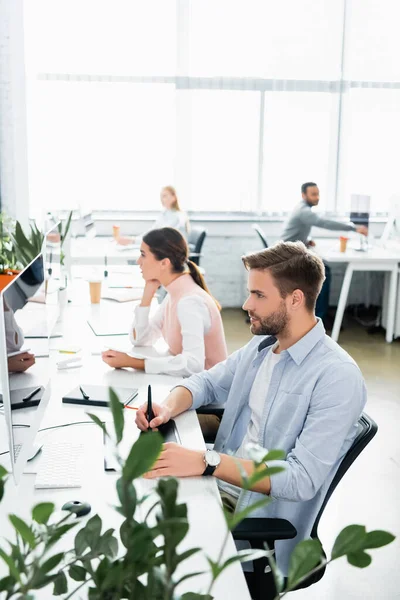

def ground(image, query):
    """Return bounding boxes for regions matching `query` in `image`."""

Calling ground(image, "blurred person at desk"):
[135,241,366,582]
[281,182,368,325]
[3,298,35,373]
[102,227,227,376]
[117,186,190,246]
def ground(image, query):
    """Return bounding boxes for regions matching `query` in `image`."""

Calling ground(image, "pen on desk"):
[22,386,42,402]
[104,255,108,278]
[124,405,138,411]
[147,385,154,430]
[79,386,90,400]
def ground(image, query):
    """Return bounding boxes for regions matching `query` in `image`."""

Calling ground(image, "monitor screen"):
[0,252,53,483]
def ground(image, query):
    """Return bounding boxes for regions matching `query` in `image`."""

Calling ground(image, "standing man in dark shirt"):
[282,182,368,324]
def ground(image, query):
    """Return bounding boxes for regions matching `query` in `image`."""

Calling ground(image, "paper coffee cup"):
[339,236,349,253]
[112,225,120,240]
[89,280,102,304]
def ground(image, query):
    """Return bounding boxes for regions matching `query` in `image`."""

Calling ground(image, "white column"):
[0,0,30,226]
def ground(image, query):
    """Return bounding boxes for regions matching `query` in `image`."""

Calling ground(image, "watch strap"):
[202,464,217,477]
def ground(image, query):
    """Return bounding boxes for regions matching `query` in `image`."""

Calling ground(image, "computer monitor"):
[381,195,400,245]
[0,254,52,483]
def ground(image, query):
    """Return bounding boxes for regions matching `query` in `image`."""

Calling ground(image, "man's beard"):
[249,302,289,336]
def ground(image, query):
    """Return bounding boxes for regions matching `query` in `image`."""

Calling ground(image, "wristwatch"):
[202,449,221,476]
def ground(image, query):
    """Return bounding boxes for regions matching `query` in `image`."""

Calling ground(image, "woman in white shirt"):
[3,297,35,373]
[117,186,189,245]
[102,227,227,377]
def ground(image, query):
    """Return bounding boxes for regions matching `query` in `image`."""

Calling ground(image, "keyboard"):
[34,441,84,489]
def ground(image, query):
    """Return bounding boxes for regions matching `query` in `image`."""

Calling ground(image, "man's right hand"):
[135,402,172,431]
[356,225,368,236]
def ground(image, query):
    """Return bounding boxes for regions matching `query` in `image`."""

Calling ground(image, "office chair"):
[252,224,268,248]
[188,227,207,266]
[196,409,377,600]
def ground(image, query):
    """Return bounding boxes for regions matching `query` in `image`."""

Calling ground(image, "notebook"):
[62,385,138,408]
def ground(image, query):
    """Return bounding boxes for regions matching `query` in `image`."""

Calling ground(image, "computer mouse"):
[62,500,92,518]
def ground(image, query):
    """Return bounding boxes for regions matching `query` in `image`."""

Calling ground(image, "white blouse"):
[5,309,25,354]
[128,295,211,377]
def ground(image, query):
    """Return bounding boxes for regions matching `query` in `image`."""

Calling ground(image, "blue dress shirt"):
[181,319,367,575]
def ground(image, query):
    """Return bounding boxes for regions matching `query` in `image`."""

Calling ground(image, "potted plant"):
[0,390,395,599]
[11,220,44,268]
[0,212,20,292]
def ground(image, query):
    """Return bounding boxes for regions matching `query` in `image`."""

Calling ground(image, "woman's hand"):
[8,352,35,373]
[141,280,160,306]
[135,401,172,431]
[102,350,144,370]
[143,443,205,479]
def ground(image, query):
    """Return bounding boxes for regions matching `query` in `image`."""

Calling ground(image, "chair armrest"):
[233,518,297,542]
[196,404,225,419]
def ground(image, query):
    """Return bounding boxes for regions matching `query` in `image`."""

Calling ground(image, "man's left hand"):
[144,443,205,479]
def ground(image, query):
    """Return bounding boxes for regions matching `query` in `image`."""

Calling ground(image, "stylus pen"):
[79,386,90,400]
[22,386,42,402]
[147,385,154,430]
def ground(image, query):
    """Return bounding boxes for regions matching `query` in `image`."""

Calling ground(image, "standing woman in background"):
[103,227,227,376]
[118,186,189,245]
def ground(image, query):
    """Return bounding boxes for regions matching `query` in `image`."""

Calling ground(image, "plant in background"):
[12,220,44,267]
[0,390,395,599]
[58,210,73,267]
[0,212,19,273]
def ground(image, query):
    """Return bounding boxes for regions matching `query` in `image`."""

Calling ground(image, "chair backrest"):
[252,224,268,248]
[188,227,207,254]
[311,412,378,538]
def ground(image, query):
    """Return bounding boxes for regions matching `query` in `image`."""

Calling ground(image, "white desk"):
[71,237,141,266]
[316,240,400,343]
[0,291,250,599]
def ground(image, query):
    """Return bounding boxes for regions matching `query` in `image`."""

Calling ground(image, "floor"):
[221,309,400,600]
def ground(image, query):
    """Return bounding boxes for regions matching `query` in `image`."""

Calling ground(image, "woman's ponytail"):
[187,260,221,311]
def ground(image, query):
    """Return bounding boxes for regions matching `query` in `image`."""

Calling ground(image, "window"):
[262,92,335,212]
[27,82,176,212]
[23,0,400,216]
[337,89,400,213]
[177,91,260,212]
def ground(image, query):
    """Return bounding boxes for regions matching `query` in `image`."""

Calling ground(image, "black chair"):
[196,409,377,599]
[188,227,207,266]
[252,224,268,248]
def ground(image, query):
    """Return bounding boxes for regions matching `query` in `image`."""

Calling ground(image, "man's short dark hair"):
[301,182,318,195]
[242,241,325,312]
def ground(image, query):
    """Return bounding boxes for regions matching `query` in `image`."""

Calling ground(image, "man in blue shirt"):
[136,241,367,577]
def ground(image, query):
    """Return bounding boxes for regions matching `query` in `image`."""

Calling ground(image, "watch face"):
[206,450,220,467]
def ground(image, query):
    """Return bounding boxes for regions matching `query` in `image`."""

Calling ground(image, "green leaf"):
[331,525,367,559]
[123,430,163,481]
[174,571,205,587]
[32,502,55,524]
[62,211,73,244]
[287,539,323,589]
[0,547,20,581]
[40,553,64,574]
[173,547,201,569]
[53,571,68,595]
[109,388,124,444]
[364,530,395,549]
[157,517,189,548]
[69,564,87,581]
[347,550,372,568]
[116,477,137,519]
[0,465,8,478]
[75,528,89,556]
[216,548,268,578]
[98,528,119,558]
[228,497,271,530]
[0,575,15,593]
[181,594,213,600]
[84,515,102,551]
[264,449,286,462]
[0,480,5,502]
[244,466,284,490]
[87,413,109,437]
[47,523,78,550]
[9,514,36,548]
